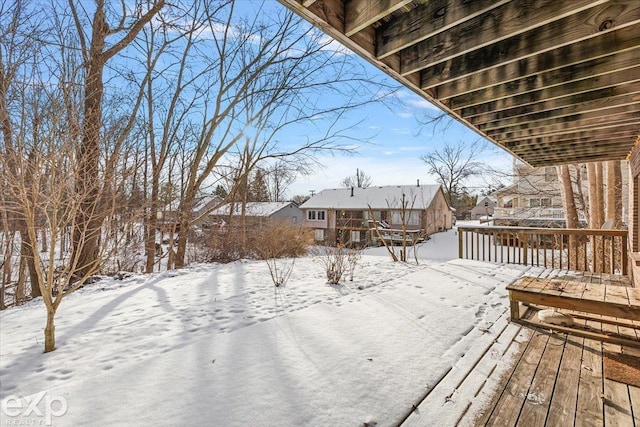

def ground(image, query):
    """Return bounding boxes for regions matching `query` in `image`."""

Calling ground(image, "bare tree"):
[587,163,603,229]
[264,161,297,202]
[341,168,372,189]
[0,0,164,351]
[68,0,165,279]
[0,81,131,351]
[163,2,394,268]
[132,2,214,273]
[420,140,485,209]
[0,0,43,300]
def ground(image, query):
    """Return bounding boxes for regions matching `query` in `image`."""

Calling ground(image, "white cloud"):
[391,127,412,135]
[397,89,440,112]
[317,34,353,56]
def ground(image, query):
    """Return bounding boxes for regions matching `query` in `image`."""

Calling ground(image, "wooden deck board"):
[484,330,550,426]
[545,333,583,426]
[575,337,605,427]
[517,332,566,426]
[582,282,606,303]
[626,287,640,307]
[601,325,635,426]
[605,285,631,306]
[629,386,640,425]
[469,327,532,426]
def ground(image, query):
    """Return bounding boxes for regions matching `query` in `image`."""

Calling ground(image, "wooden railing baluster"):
[457,226,628,275]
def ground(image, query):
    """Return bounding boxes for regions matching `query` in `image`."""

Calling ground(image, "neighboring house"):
[210,202,302,228]
[469,196,497,220]
[157,194,223,230]
[299,184,453,246]
[493,161,628,227]
[191,195,223,226]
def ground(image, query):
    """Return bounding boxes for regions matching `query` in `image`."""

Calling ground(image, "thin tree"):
[0,0,42,299]
[606,160,623,227]
[558,164,580,269]
[264,161,296,202]
[341,169,372,189]
[420,140,485,209]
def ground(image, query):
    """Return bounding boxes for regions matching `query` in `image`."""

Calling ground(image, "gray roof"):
[300,185,443,210]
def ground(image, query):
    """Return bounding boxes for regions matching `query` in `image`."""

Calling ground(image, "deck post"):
[509,297,520,321]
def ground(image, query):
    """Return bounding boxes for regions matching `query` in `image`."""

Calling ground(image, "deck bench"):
[506,276,640,345]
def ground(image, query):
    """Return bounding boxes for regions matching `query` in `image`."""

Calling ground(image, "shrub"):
[315,245,350,285]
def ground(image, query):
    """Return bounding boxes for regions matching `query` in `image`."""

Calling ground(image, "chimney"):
[417,179,420,187]
[350,186,354,197]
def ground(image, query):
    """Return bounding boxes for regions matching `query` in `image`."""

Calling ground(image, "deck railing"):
[493,207,587,222]
[336,218,366,229]
[458,225,628,275]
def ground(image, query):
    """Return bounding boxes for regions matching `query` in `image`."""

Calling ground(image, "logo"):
[1,392,68,426]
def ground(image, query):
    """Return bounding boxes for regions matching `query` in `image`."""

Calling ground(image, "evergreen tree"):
[214,185,228,199]
[249,169,269,202]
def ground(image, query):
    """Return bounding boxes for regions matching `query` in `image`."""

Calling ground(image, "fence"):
[458,225,628,275]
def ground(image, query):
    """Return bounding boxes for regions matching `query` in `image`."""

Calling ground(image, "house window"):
[544,167,558,182]
[351,231,360,243]
[392,211,419,225]
[307,210,325,221]
[314,229,324,241]
[529,198,551,207]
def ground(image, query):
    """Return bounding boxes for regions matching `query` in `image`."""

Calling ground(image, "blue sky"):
[252,1,515,198]
[286,95,514,197]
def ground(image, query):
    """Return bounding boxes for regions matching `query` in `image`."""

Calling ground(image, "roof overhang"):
[277,0,640,167]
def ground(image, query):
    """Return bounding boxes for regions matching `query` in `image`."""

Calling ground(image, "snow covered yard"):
[0,225,531,426]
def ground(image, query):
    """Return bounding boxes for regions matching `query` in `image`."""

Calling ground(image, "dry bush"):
[203,220,311,270]
[252,221,312,260]
[346,249,362,281]
[253,221,312,287]
[315,245,351,285]
[203,228,247,263]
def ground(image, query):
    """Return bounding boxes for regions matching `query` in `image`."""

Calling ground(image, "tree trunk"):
[606,160,623,227]
[175,189,196,268]
[44,306,56,353]
[558,165,580,268]
[587,163,599,228]
[16,253,26,304]
[71,7,108,280]
[2,231,13,295]
[145,173,160,273]
[594,162,605,228]
[71,1,165,279]
[587,163,603,271]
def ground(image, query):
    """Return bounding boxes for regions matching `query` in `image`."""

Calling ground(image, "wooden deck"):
[476,270,640,427]
[401,269,639,427]
[474,314,640,426]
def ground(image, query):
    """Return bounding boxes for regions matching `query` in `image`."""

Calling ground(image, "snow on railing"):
[493,207,586,222]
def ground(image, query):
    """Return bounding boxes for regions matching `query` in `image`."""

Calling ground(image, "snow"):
[299,184,443,210]
[210,201,297,217]
[0,221,531,426]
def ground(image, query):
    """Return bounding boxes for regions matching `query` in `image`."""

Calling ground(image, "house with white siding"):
[300,184,454,246]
